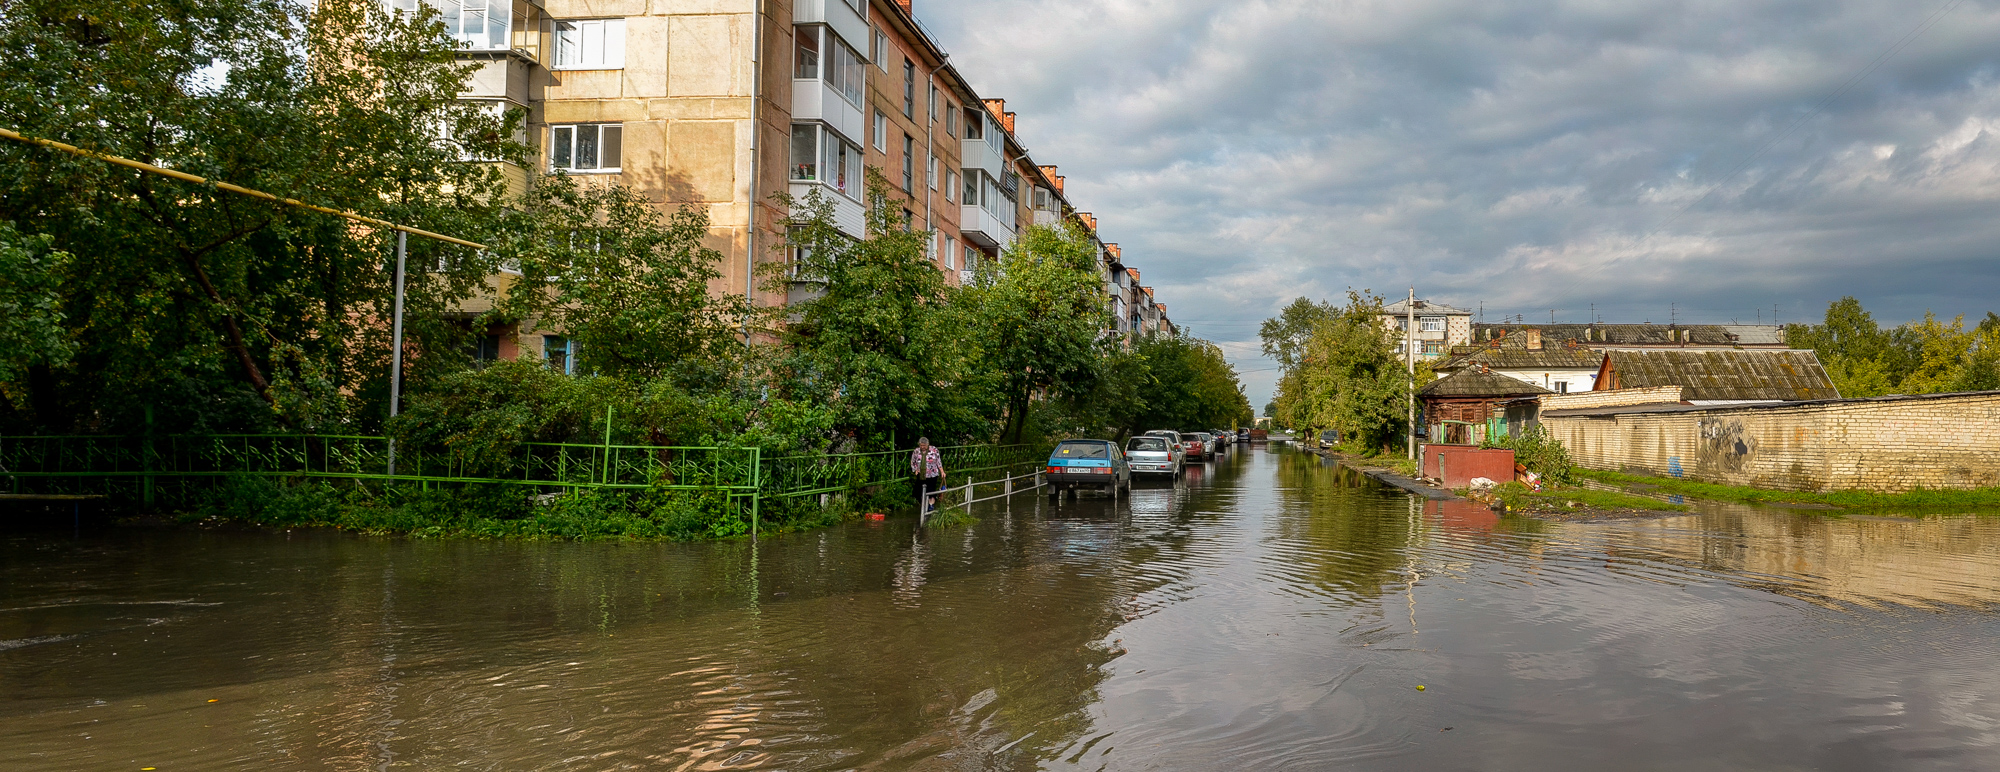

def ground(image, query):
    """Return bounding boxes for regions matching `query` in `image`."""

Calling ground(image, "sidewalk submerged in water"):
[1309,447,1694,521]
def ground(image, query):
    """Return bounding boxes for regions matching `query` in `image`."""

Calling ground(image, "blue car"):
[1044,439,1132,497]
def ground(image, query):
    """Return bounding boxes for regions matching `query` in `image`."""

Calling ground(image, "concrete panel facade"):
[1541,392,2000,492]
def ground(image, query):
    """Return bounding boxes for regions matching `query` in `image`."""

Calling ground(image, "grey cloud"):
[919,0,2000,405]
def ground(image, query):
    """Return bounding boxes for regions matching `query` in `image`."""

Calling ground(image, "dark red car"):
[1182,433,1208,461]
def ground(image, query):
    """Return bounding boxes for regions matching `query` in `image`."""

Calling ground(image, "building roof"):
[1471,323,1786,347]
[1418,368,1554,398]
[1383,298,1472,316]
[1437,338,1604,372]
[1542,389,2000,418]
[1600,349,1839,401]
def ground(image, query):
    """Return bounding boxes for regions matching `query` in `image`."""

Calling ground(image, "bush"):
[1483,425,1574,485]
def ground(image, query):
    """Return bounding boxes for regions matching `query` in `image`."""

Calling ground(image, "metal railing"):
[0,432,1049,534]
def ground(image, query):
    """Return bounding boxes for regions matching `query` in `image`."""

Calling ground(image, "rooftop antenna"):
[1550,309,1556,325]
[1670,303,1677,327]
[1773,303,1780,326]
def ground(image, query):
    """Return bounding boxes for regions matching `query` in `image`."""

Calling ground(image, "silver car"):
[1125,435,1181,476]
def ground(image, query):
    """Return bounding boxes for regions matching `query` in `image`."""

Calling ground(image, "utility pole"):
[388,230,408,477]
[1406,286,1416,461]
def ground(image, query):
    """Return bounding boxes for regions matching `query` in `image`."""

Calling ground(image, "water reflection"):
[4,447,2000,769]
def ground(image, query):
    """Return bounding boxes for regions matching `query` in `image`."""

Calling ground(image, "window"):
[544,336,577,375]
[796,27,864,106]
[470,333,501,363]
[946,102,957,137]
[874,29,889,72]
[828,37,865,106]
[929,84,939,122]
[944,170,957,202]
[1420,316,1445,332]
[790,124,817,181]
[927,154,938,190]
[1034,187,1053,211]
[550,124,622,172]
[793,26,819,79]
[392,0,510,50]
[943,236,957,269]
[964,245,979,271]
[553,18,625,69]
[1421,341,1443,355]
[902,58,915,117]
[790,124,862,198]
[872,109,887,151]
[1555,381,1570,393]
[901,134,914,192]
[963,170,978,205]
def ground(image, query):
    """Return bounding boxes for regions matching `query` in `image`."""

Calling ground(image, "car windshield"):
[1127,437,1168,452]
[1052,441,1109,459]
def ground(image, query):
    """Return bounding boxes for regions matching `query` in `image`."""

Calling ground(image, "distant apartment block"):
[394,0,1179,362]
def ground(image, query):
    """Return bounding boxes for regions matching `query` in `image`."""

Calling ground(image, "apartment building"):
[402,0,1181,360]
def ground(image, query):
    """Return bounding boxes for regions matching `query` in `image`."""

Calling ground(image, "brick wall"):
[1541,392,2000,492]
[1540,386,1682,411]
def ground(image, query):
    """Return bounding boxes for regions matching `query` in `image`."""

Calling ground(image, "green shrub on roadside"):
[1483,425,1574,485]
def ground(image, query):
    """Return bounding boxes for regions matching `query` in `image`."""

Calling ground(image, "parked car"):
[1185,432,1212,461]
[1211,430,1229,450]
[1045,439,1131,496]
[1124,435,1181,476]
[1319,429,1341,448]
[1236,428,1250,442]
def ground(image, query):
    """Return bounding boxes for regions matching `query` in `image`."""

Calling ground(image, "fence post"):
[142,405,155,507]
[751,447,761,542]
[600,405,614,486]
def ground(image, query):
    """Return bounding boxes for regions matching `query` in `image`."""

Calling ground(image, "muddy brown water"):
[5,446,2000,770]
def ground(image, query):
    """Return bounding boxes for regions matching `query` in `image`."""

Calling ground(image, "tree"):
[1265,290,1416,451]
[0,0,521,432]
[0,223,73,390]
[493,174,748,383]
[964,222,1112,443]
[1259,296,1337,371]
[771,177,985,447]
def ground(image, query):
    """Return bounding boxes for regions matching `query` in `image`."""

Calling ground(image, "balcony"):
[960,132,1004,178]
[1033,209,1062,227]
[791,82,865,145]
[960,202,1015,250]
[790,181,865,238]
[792,0,869,60]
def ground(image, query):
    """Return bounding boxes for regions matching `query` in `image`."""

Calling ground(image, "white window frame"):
[391,0,511,51]
[1420,316,1445,332]
[944,169,957,202]
[943,236,957,269]
[872,109,887,151]
[874,29,889,72]
[927,154,938,190]
[790,123,863,201]
[552,18,626,70]
[549,123,623,173]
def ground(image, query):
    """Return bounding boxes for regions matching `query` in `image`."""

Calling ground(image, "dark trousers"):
[920,475,942,505]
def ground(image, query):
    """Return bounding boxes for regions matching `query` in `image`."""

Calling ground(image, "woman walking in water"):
[910,437,945,514]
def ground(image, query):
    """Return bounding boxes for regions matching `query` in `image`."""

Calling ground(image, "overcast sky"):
[916,0,2000,407]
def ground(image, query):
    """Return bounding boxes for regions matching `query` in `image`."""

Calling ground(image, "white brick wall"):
[1542,393,2000,492]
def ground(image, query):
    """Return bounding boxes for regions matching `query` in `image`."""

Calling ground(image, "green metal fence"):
[1,433,1042,532]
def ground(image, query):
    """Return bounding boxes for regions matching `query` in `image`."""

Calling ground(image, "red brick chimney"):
[1039,165,1063,193]
[1106,243,1121,258]
[894,0,911,12]
[1002,112,1016,133]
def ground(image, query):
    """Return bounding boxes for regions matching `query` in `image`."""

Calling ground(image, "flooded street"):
[5,445,2000,770]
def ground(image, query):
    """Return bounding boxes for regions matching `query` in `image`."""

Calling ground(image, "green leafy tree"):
[965,222,1112,443]
[0,223,74,394]
[1266,290,1418,451]
[493,174,749,383]
[770,177,984,447]
[0,0,521,431]
[1259,296,1338,371]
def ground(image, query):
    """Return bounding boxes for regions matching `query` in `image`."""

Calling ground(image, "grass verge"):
[1487,481,1689,514]
[1575,469,2000,513]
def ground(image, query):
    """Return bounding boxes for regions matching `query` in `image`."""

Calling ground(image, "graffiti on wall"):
[1697,418,1756,474]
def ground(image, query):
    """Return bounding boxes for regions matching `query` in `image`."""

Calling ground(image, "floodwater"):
[5,447,2000,770]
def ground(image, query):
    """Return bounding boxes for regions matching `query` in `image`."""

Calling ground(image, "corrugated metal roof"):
[1543,388,2000,418]
[1437,339,1603,371]
[1419,369,1553,398]
[1603,349,1838,401]
[1471,323,1785,347]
